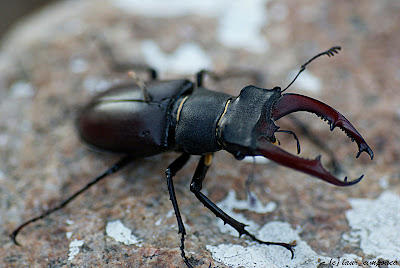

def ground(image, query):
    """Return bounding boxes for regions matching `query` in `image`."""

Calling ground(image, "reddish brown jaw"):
[271,93,374,160]
[255,137,363,186]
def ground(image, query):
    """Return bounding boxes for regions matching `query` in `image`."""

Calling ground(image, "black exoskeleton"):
[11,47,373,268]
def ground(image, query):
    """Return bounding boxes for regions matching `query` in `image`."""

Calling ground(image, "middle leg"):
[190,153,296,258]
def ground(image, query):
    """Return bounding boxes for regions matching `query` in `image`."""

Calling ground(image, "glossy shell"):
[77,79,193,157]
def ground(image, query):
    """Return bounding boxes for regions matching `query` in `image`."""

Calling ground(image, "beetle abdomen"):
[77,80,193,156]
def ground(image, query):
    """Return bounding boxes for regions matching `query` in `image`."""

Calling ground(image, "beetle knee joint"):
[190,182,201,192]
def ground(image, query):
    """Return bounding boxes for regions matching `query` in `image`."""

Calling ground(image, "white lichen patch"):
[106,220,141,245]
[113,0,271,53]
[219,190,276,214]
[208,190,400,267]
[68,239,84,261]
[345,191,400,260]
[66,231,73,239]
[216,0,270,52]
[141,40,212,74]
[215,190,276,237]
[207,222,333,268]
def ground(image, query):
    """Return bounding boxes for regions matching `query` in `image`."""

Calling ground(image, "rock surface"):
[1,1,399,267]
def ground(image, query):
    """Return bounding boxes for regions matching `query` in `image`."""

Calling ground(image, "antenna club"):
[282,46,342,93]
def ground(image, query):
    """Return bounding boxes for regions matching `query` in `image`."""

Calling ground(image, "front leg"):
[190,153,296,258]
[165,153,194,268]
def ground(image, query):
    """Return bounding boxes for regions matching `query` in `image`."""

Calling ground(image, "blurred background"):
[0,0,56,40]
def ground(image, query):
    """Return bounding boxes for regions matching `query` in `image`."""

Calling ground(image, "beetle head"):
[217,85,281,158]
[217,85,374,186]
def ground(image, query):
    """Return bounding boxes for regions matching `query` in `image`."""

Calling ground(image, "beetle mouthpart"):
[276,129,301,154]
[255,137,363,186]
[271,93,374,160]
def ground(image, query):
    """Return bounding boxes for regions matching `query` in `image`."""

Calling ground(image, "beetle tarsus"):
[10,232,22,247]
[10,156,134,247]
[166,153,194,267]
[189,155,296,259]
[248,233,297,259]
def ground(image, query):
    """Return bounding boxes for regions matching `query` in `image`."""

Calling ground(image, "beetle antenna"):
[127,71,152,102]
[282,46,341,93]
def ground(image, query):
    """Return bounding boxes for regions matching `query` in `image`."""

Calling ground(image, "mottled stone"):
[1,1,398,267]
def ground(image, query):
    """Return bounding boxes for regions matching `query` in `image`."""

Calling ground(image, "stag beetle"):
[11,47,373,268]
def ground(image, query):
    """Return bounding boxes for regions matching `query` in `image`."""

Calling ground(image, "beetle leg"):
[190,153,296,258]
[126,71,152,102]
[165,153,194,268]
[10,155,134,246]
[93,34,158,79]
[196,69,263,87]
